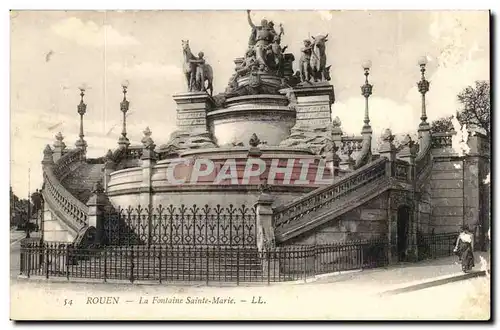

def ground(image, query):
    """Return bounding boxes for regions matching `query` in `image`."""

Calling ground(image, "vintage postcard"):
[9,9,491,321]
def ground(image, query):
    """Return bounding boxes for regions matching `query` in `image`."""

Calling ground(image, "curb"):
[380,270,488,296]
[17,269,362,288]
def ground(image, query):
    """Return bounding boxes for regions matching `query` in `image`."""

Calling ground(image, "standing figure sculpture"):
[299,39,313,83]
[181,40,214,96]
[310,34,330,82]
[246,10,277,71]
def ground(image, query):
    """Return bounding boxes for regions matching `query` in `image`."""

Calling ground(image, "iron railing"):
[103,204,257,247]
[20,238,388,284]
[416,232,457,260]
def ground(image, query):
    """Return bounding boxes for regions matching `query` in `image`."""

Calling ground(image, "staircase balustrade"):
[52,148,85,179]
[43,148,90,231]
[273,158,389,229]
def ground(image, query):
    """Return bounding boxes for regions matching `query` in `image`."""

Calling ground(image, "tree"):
[456,80,490,138]
[431,115,454,133]
[31,189,43,214]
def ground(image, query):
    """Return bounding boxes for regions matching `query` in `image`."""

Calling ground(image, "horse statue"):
[181,40,214,96]
[310,34,330,82]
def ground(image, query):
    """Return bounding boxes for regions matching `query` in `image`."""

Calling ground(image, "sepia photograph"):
[7,7,491,321]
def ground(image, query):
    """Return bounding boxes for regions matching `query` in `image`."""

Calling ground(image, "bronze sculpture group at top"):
[181,10,332,97]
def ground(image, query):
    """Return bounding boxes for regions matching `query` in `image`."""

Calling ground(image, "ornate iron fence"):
[20,238,388,284]
[19,233,458,284]
[103,204,257,247]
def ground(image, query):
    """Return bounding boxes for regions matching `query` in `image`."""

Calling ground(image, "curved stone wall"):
[106,147,331,209]
[207,95,295,146]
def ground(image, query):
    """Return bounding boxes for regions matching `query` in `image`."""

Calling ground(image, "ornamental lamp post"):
[417,56,430,131]
[75,84,88,151]
[361,60,373,135]
[118,80,130,148]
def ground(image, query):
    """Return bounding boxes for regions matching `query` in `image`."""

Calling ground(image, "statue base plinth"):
[173,92,214,132]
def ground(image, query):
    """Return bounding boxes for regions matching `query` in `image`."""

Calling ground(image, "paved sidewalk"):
[304,251,490,295]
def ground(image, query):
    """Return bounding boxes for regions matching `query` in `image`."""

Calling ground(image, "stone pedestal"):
[173,92,213,132]
[288,83,335,127]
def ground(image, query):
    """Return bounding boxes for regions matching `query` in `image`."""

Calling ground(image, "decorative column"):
[417,57,430,131]
[416,56,432,158]
[118,81,131,149]
[361,60,373,136]
[52,132,66,162]
[87,181,107,245]
[75,86,88,154]
[354,61,374,169]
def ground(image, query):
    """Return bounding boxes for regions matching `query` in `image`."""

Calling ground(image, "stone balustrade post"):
[103,150,115,191]
[42,145,54,167]
[397,135,417,182]
[379,129,397,177]
[140,127,157,210]
[52,132,66,163]
[255,193,280,278]
[331,116,343,146]
[87,181,107,245]
[340,150,355,171]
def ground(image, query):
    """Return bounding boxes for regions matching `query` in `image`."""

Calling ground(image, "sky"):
[9,10,489,197]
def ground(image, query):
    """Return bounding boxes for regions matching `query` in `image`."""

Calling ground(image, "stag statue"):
[181,40,214,95]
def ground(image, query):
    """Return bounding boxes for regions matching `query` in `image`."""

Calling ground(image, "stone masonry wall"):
[429,158,465,233]
[284,191,389,245]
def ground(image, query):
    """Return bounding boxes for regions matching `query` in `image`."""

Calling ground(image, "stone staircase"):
[60,162,104,204]
[275,176,392,242]
[273,158,391,243]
